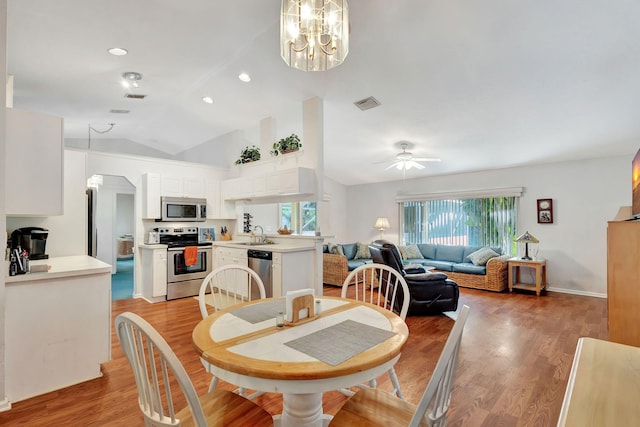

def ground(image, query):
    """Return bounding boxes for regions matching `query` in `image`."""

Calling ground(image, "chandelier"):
[280,0,349,71]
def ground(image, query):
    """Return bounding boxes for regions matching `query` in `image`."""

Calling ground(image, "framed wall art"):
[537,199,553,224]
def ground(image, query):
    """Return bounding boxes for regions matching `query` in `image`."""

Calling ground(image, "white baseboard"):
[0,398,12,412]
[546,286,607,299]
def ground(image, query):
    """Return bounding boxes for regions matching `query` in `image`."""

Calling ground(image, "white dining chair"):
[329,305,471,427]
[198,264,267,397]
[115,312,273,427]
[341,263,410,399]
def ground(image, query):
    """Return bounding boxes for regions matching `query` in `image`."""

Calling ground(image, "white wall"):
[322,176,348,241]
[343,155,630,296]
[0,0,8,410]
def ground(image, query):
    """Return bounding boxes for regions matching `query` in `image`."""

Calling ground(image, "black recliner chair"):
[369,240,459,315]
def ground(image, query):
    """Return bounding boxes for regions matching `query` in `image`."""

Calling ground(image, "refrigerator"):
[87,187,98,257]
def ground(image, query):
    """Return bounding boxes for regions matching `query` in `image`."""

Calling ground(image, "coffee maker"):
[11,227,49,260]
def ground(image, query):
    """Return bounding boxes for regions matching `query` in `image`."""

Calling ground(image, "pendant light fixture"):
[280,0,349,71]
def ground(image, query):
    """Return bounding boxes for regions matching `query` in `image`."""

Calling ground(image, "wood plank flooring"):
[0,286,607,426]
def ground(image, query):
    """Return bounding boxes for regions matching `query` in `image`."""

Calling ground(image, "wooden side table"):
[508,258,547,296]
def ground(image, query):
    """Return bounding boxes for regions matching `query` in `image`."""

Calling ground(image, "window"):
[401,196,518,254]
[279,201,317,234]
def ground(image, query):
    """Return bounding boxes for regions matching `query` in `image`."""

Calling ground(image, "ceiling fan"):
[383,142,441,171]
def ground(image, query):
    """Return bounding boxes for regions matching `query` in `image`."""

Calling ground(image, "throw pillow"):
[397,245,408,260]
[468,247,499,266]
[328,243,344,256]
[404,244,424,259]
[354,242,371,259]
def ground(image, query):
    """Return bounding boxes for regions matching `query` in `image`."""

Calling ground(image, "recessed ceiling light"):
[122,71,142,88]
[238,73,251,83]
[108,47,128,56]
[202,96,214,104]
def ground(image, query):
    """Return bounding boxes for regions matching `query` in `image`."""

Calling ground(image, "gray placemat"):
[229,299,286,324]
[284,319,397,366]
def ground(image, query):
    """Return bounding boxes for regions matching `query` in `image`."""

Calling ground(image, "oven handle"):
[167,247,212,252]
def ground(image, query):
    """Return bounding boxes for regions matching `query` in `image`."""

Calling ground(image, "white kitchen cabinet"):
[277,250,315,296]
[222,176,252,200]
[272,252,283,297]
[222,167,316,200]
[5,256,111,402]
[140,245,168,303]
[279,167,315,195]
[161,175,206,198]
[215,246,249,297]
[5,107,64,216]
[142,172,161,219]
[206,178,236,219]
[215,246,248,268]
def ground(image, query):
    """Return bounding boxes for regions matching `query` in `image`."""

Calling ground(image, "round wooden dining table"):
[192,296,409,427]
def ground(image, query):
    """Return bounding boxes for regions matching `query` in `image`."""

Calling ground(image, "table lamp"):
[373,217,391,239]
[515,231,539,260]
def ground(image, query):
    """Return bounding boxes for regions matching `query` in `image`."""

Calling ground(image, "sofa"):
[323,241,509,292]
[396,242,510,292]
[322,242,373,286]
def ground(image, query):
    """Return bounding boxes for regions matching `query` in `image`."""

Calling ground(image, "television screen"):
[633,148,640,219]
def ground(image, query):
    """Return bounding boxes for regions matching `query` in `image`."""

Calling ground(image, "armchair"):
[369,240,459,315]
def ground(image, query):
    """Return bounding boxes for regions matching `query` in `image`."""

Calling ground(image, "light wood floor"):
[0,286,607,426]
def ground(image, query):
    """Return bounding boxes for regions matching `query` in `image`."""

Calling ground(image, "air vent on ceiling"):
[354,96,381,111]
[124,93,147,99]
[110,109,130,114]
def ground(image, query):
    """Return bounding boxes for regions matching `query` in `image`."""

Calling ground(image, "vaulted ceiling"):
[7,0,640,185]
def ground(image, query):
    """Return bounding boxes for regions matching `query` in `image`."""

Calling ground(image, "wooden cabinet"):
[607,221,640,346]
[140,245,168,303]
[5,107,64,216]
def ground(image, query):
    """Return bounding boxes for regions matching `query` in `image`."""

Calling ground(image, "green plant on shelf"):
[270,133,302,156]
[235,145,261,164]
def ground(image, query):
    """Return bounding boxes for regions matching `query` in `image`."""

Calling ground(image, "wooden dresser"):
[607,220,640,346]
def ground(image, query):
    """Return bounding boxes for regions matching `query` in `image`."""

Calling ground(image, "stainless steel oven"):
[158,227,213,300]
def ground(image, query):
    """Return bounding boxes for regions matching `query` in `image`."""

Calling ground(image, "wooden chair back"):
[342,263,410,320]
[115,312,207,426]
[198,264,266,319]
[409,305,471,427]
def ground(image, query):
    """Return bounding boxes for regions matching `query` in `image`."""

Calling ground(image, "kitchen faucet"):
[252,225,265,243]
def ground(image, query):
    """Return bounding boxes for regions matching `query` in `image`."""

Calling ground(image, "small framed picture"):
[537,199,553,224]
[198,227,216,242]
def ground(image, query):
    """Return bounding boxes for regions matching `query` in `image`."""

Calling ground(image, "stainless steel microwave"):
[160,197,207,222]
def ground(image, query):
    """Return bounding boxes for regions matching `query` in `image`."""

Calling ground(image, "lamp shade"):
[373,217,390,230]
[515,231,539,260]
[515,231,539,244]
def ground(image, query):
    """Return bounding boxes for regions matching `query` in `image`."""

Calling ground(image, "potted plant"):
[235,145,261,164]
[270,133,302,156]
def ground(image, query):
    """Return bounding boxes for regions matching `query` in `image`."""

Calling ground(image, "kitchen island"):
[213,234,324,297]
[5,255,112,403]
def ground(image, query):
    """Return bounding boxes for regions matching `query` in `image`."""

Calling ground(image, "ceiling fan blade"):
[407,161,425,170]
[385,162,399,170]
[413,157,441,162]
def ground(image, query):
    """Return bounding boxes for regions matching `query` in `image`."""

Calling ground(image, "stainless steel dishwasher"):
[247,249,273,298]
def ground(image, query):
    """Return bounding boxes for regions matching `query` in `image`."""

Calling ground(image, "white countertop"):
[139,243,168,250]
[5,255,112,283]
[213,240,316,253]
